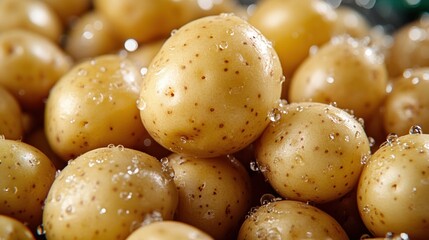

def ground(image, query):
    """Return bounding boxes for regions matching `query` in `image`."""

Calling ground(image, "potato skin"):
[255,102,370,203]
[43,146,178,240]
[0,215,35,240]
[125,221,214,240]
[139,14,283,158]
[0,86,23,140]
[357,133,429,240]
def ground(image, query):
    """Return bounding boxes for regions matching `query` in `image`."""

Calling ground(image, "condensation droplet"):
[124,38,139,52]
[360,152,371,165]
[136,98,146,111]
[226,28,235,36]
[36,224,45,236]
[260,193,281,205]
[160,157,175,179]
[409,125,423,134]
[268,108,282,122]
[362,205,370,214]
[217,41,228,50]
[386,133,398,146]
[99,208,107,215]
[249,161,259,172]
[170,29,178,36]
[309,45,319,55]
[329,133,335,140]
[65,205,74,214]
[368,137,375,147]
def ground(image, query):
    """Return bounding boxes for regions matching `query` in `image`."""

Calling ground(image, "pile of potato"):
[1,0,428,239]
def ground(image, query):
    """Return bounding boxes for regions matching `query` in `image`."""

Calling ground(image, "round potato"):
[43,146,178,240]
[288,35,388,121]
[357,133,429,240]
[0,86,23,140]
[139,14,283,158]
[41,0,92,25]
[248,0,337,79]
[0,139,56,232]
[0,215,35,240]
[126,221,214,240]
[238,200,348,240]
[383,68,429,136]
[0,0,63,43]
[332,6,371,38]
[255,102,370,203]
[45,55,148,161]
[0,30,72,111]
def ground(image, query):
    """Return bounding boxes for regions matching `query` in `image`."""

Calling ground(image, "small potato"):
[357,132,429,240]
[383,68,429,136]
[0,0,63,43]
[0,30,72,111]
[255,102,370,203]
[45,55,148,161]
[0,86,23,140]
[65,11,122,61]
[248,0,337,79]
[41,0,92,26]
[0,215,35,240]
[0,139,56,232]
[289,36,388,121]
[126,221,214,240]
[139,14,283,158]
[167,153,252,239]
[237,200,348,240]
[43,146,178,240]
[332,6,371,38]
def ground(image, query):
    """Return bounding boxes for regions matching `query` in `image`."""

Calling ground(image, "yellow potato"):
[0,0,63,43]
[65,11,122,61]
[238,200,348,240]
[255,102,370,203]
[357,133,429,240]
[167,153,252,239]
[0,86,23,140]
[333,6,371,38]
[45,55,148,161]
[139,14,283,157]
[248,0,337,80]
[41,0,92,26]
[289,36,388,121]
[43,146,178,240]
[126,221,214,240]
[0,30,72,111]
[0,215,35,240]
[0,139,56,232]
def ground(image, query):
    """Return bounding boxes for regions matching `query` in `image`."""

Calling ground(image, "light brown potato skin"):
[0,30,72,111]
[289,36,388,121]
[383,68,429,136]
[0,0,63,43]
[357,133,429,240]
[0,139,56,232]
[238,200,349,240]
[126,221,214,240]
[43,147,178,240]
[333,6,371,38]
[0,215,35,240]
[41,0,92,26]
[248,0,337,79]
[139,14,283,158]
[125,39,166,75]
[0,86,23,140]
[255,102,370,203]
[167,153,252,239]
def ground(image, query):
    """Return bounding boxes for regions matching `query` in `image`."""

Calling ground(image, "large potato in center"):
[139,14,283,158]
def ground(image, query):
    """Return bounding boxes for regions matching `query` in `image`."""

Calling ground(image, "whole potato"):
[255,102,370,203]
[43,146,178,240]
[139,14,283,158]
[45,55,148,161]
[383,68,429,136]
[0,215,35,240]
[0,30,72,111]
[0,0,63,43]
[167,153,252,239]
[288,36,388,121]
[0,139,56,232]
[238,200,349,240]
[357,132,429,240]
[0,86,23,140]
[126,221,214,240]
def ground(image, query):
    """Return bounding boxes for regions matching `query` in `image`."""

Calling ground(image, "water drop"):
[99,66,107,72]
[296,106,304,112]
[368,136,375,147]
[409,125,423,134]
[266,228,282,240]
[301,174,310,183]
[36,224,45,236]
[65,205,74,214]
[344,135,350,142]
[136,98,146,111]
[217,41,228,51]
[99,208,107,215]
[160,157,175,179]
[279,75,286,85]
[360,233,371,239]
[249,161,259,172]
[124,38,139,52]
[29,158,41,166]
[362,205,370,214]
[329,133,335,140]
[326,76,335,84]
[385,232,394,239]
[77,68,87,76]
[400,232,410,240]
[142,211,163,226]
[294,155,304,166]
[140,67,148,76]
[260,193,278,205]
[386,133,398,146]
[119,191,133,200]
[107,143,115,148]
[360,152,371,165]
[226,28,235,36]
[268,108,282,122]
[309,45,319,55]
[180,136,189,144]
[117,145,125,151]
[170,29,178,36]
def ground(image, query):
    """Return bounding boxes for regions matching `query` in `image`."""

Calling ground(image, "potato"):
[139,14,283,158]
[332,6,371,39]
[237,200,348,240]
[0,215,35,240]
[0,86,23,140]
[166,153,252,239]
[0,0,63,43]
[0,30,72,111]
[255,102,370,203]
[65,11,122,61]
[43,146,178,240]
[45,55,148,161]
[248,0,337,79]
[288,35,388,121]
[41,0,92,26]
[126,221,214,240]
[125,38,166,76]
[383,68,429,136]
[0,139,56,232]
[357,132,429,240]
